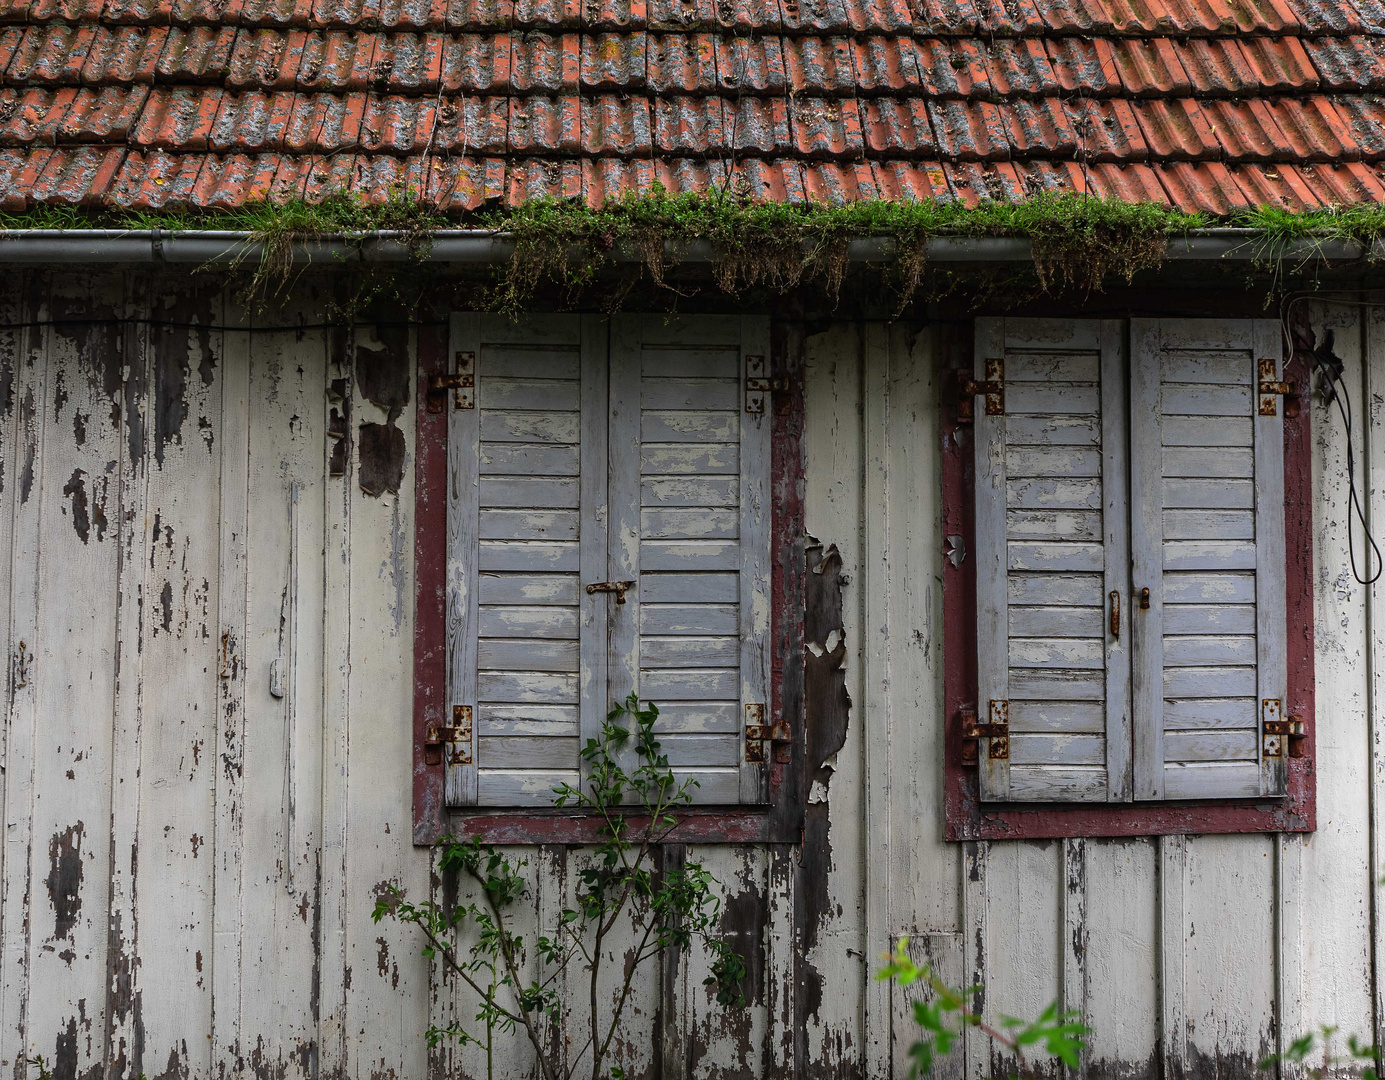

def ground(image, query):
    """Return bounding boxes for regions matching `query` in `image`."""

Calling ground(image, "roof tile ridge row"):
[3,83,1384,164]
[0,144,1382,214]
[3,0,1381,38]
[2,26,1381,100]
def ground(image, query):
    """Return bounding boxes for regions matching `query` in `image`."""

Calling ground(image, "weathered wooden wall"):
[0,273,1380,1080]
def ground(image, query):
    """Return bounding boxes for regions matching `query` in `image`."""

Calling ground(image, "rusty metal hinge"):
[427,351,475,413]
[961,700,1009,761]
[744,703,790,763]
[1258,358,1294,417]
[426,704,474,766]
[586,579,636,604]
[745,355,787,415]
[955,358,1004,422]
[1262,699,1305,758]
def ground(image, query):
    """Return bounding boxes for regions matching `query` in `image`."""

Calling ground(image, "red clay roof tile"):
[870,159,948,200]
[1330,93,1385,158]
[728,95,791,153]
[132,86,222,149]
[1241,36,1319,93]
[442,32,512,90]
[0,87,74,145]
[647,33,715,93]
[211,89,297,150]
[1302,36,1385,91]
[1107,38,1191,96]
[6,26,99,87]
[1068,97,1149,160]
[943,160,1025,204]
[1176,38,1258,94]
[582,33,646,90]
[507,155,580,200]
[61,85,150,141]
[1044,38,1120,96]
[1299,160,1385,203]
[1230,162,1322,207]
[717,35,785,93]
[1266,95,1357,159]
[913,39,989,98]
[283,90,366,150]
[581,92,651,153]
[511,32,580,92]
[852,38,921,95]
[927,98,1007,159]
[111,148,205,207]
[0,148,52,209]
[585,0,648,29]
[791,95,861,157]
[863,96,935,156]
[983,39,1055,98]
[802,160,880,203]
[999,97,1078,155]
[1130,96,1219,158]
[1084,161,1172,202]
[1202,96,1294,158]
[1037,0,1115,33]
[296,31,380,90]
[1156,160,1249,212]
[509,92,579,151]
[783,36,855,96]
[156,27,239,84]
[31,144,124,204]
[79,26,168,86]
[655,93,722,151]
[228,29,309,89]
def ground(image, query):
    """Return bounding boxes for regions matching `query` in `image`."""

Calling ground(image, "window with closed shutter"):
[973,317,1287,804]
[445,313,772,808]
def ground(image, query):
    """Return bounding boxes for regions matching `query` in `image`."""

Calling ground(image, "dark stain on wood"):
[63,468,91,543]
[356,329,411,424]
[358,422,406,496]
[47,822,85,941]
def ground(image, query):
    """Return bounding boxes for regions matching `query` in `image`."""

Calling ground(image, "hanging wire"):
[1280,294,1384,585]
[0,316,448,333]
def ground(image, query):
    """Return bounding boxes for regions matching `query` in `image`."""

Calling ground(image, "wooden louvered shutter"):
[973,318,1132,803]
[1130,319,1287,800]
[609,315,772,805]
[446,314,609,807]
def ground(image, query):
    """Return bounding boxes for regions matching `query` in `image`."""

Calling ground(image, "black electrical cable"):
[1281,294,1384,586]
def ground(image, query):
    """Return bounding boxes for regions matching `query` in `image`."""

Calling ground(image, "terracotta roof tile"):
[1156,160,1249,212]
[445,0,517,30]
[0,148,51,209]
[1130,96,1219,158]
[1084,161,1172,202]
[802,160,881,203]
[211,89,297,150]
[427,153,505,206]
[647,33,715,94]
[432,94,507,149]
[6,26,99,87]
[111,148,207,207]
[727,95,791,153]
[1266,95,1356,159]
[511,31,580,92]
[1290,0,1365,33]
[1044,38,1120,96]
[1347,0,1385,32]
[581,92,651,152]
[0,88,75,145]
[655,93,722,151]
[132,86,222,149]
[791,95,861,157]
[983,39,1055,98]
[943,160,1025,205]
[927,98,1007,159]
[1299,160,1385,203]
[863,96,934,156]
[1201,97,1294,158]
[1331,93,1385,158]
[776,0,853,35]
[157,27,239,84]
[189,153,282,208]
[30,144,124,204]
[228,29,309,89]
[296,31,379,90]
[913,38,989,98]
[784,36,855,96]
[1107,38,1190,96]
[1230,163,1321,207]
[870,159,948,200]
[582,33,646,90]
[234,0,317,29]
[1240,36,1319,93]
[1036,0,1115,33]
[999,97,1077,155]
[353,150,431,198]
[61,85,150,141]
[508,155,580,200]
[1175,38,1259,95]
[510,92,579,152]
[1302,37,1385,92]
[441,32,512,90]
[283,90,366,150]
[585,0,648,29]
[80,26,168,86]
[851,37,920,95]
[1067,97,1149,160]
[717,35,785,94]
[311,0,452,29]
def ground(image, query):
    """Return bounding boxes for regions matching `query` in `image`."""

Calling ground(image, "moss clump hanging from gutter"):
[5,190,1385,312]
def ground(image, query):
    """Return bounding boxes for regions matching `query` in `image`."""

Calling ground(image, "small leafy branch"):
[878,938,1088,1080]
[374,694,747,1080]
[1260,1026,1380,1080]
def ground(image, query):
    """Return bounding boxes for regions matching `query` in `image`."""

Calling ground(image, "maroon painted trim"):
[412,321,450,845]
[942,328,1317,840]
[412,318,807,846]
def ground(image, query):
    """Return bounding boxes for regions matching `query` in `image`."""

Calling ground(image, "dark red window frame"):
[942,330,1317,840]
[411,321,807,846]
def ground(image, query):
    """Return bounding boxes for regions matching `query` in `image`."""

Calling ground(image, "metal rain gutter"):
[0,228,1374,264]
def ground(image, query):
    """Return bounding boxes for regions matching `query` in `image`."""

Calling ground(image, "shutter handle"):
[586,580,636,604]
[1139,587,1151,611]
[1109,591,1120,639]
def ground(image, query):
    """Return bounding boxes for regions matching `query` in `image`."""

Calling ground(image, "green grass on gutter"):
[3,189,1383,312]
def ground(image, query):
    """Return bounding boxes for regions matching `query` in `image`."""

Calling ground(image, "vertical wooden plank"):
[1159,833,1187,1080]
[317,316,352,1080]
[130,279,226,1078]
[0,273,24,923]
[446,313,480,805]
[1083,840,1159,1075]
[579,315,609,776]
[962,840,988,1080]
[658,843,689,1080]
[1365,302,1385,1074]
[1275,834,1304,1077]
[24,274,126,1079]
[739,315,772,804]
[972,318,1008,800]
[1130,319,1165,801]
[212,295,251,1079]
[1100,321,1133,803]
[1254,319,1288,797]
[607,316,640,713]
[0,274,44,1070]
[765,844,796,1080]
[1062,838,1089,1080]
[237,297,327,1077]
[861,320,892,1080]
